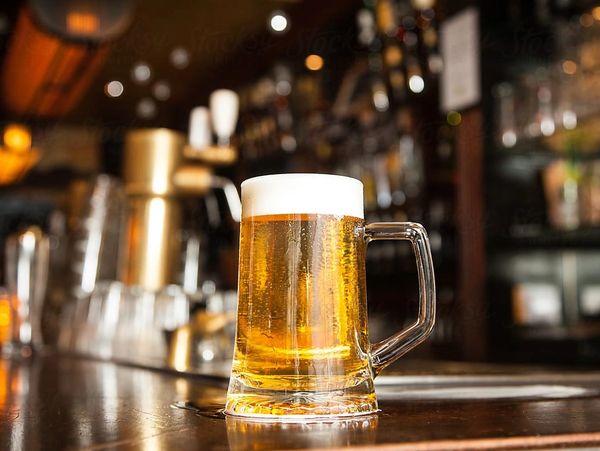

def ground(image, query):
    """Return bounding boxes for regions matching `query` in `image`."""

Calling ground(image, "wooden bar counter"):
[2,353,600,450]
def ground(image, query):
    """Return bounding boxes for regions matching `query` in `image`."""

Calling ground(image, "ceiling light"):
[269,11,289,34]
[131,62,151,84]
[170,47,190,69]
[3,123,31,153]
[153,81,171,101]
[305,54,324,71]
[104,80,124,98]
[136,97,157,119]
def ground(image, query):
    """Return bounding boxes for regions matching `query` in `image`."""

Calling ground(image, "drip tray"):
[374,374,600,401]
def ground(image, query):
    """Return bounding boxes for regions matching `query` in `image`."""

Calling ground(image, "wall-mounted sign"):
[441,7,480,112]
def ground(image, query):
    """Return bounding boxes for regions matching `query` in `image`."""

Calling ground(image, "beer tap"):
[182,89,239,165]
[60,90,242,364]
[210,89,239,147]
[120,89,241,292]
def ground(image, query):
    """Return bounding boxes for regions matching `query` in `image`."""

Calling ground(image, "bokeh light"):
[408,74,425,93]
[104,80,124,98]
[269,11,289,33]
[131,62,152,84]
[305,54,324,71]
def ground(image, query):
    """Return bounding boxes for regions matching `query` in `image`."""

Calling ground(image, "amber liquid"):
[226,214,376,417]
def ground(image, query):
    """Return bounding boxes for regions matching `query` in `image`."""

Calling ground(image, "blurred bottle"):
[493,82,519,148]
[0,288,10,347]
[543,159,581,230]
[582,161,600,226]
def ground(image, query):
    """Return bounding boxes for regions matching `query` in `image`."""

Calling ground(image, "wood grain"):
[2,354,600,450]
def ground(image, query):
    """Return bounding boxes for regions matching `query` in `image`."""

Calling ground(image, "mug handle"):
[365,222,436,375]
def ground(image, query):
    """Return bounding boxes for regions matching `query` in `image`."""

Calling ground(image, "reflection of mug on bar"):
[226,414,378,450]
[226,174,435,418]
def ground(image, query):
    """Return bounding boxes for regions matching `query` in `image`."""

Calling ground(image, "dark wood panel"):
[456,107,487,360]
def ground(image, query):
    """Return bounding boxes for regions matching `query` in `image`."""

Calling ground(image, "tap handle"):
[189,106,212,149]
[209,89,239,146]
[210,176,241,223]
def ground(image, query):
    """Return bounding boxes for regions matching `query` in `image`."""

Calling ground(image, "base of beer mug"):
[224,378,379,419]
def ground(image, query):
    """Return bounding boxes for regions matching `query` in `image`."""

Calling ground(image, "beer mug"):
[226,174,435,418]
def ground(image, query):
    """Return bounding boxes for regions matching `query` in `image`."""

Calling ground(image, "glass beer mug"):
[226,174,435,418]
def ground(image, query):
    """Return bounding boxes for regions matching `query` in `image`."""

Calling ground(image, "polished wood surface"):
[2,354,600,450]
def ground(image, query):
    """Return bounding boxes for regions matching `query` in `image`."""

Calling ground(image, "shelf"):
[490,115,600,158]
[513,323,600,342]
[489,144,600,162]
[488,226,600,250]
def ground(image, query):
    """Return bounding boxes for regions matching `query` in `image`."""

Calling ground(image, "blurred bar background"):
[0,0,600,370]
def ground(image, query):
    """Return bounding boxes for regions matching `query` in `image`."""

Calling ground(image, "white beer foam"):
[241,173,364,219]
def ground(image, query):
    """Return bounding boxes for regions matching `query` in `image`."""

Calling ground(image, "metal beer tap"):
[120,89,241,292]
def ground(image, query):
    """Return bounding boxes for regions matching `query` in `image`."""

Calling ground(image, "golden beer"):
[227,213,376,416]
[225,174,436,418]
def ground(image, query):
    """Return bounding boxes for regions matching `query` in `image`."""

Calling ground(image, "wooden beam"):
[455,107,487,360]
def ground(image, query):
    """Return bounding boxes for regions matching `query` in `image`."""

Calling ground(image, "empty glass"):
[4,227,49,354]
